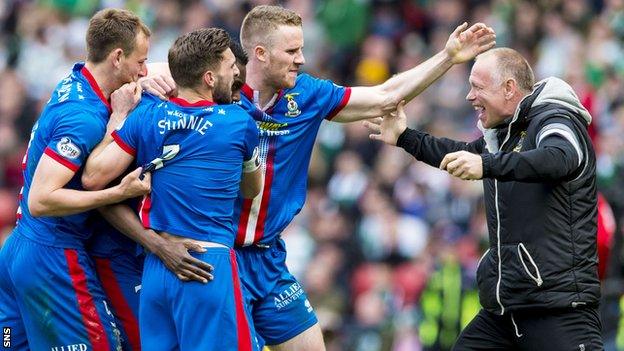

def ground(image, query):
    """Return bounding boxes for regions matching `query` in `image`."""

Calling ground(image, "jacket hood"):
[479,77,591,153]
[529,77,592,125]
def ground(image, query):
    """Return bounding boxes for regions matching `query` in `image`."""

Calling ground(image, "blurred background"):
[1,0,624,350]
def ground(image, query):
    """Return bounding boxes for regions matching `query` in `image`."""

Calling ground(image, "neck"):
[84,61,118,100]
[246,61,279,107]
[177,87,214,103]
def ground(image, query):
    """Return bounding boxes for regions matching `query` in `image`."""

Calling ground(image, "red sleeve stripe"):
[326,87,352,121]
[44,147,79,172]
[112,131,136,156]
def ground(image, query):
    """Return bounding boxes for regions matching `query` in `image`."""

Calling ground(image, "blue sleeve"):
[243,115,259,161]
[305,75,351,121]
[45,111,105,172]
[112,100,152,156]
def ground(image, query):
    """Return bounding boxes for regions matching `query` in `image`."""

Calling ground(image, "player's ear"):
[110,48,124,69]
[203,70,215,89]
[255,45,267,63]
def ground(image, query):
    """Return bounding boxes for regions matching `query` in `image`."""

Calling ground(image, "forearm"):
[98,204,166,253]
[382,50,453,105]
[397,128,485,167]
[482,142,578,182]
[29,185,126,216]
[334,51,453,122]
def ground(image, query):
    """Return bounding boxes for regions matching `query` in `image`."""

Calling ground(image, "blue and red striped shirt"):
[233,73,351,246]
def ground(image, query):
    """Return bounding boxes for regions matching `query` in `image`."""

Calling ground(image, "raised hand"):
[364,100,408,146]
[139,74,177,101]
[445,22,496,64]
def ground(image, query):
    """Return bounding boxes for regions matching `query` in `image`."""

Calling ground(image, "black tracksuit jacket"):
[397,77,600,315]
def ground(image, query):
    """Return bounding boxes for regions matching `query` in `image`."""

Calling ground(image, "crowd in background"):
[0,0,623,350]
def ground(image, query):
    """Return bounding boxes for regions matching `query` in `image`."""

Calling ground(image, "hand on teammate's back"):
[364,100,408,146]
[139,74,178,100]
[445,22,496,64]
[117,167,152,199]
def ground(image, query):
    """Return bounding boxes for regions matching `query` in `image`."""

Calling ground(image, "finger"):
[184,242,207,253]
[440,153,457,170]
[363,121,381,133]
[468,23,486,33]
[369,133,381,141]
[181,258,214,278]
[176,273,190,282]
[163,75,178,93]
[177,268,209,283]
[477,33,496,44]
[452,22,468,37]
[397,100,406,114]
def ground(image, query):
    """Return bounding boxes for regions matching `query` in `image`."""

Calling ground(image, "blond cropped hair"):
[240,5,302,52]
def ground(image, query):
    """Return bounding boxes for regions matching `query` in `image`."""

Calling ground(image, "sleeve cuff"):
[326,87,352,120]
[112,131,136,156]
[396,128,420,155]
[44,147,79,172]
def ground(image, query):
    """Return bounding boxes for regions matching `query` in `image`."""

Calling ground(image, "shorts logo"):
[274,282,304,310]
[56,137,81,159]
[304,299,313,313]
[284,93,301,117]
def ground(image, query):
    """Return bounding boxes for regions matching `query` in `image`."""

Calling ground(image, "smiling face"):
[264,25,305,89]
[466,54,518,129]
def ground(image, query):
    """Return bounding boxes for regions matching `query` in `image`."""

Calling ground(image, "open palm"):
[445,22,496,64]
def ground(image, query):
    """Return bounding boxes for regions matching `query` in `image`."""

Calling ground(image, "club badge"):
[284,93,301,117]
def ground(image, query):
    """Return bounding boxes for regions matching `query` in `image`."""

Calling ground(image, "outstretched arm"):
[364,101,485,168]
[333,23,495,123]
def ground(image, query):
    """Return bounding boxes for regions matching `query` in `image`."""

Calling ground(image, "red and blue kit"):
[234,73,350,344]
[0,62,123,351]
[112,94,260,351]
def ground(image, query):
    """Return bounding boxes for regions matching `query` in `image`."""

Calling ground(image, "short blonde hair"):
[240,5,302,52]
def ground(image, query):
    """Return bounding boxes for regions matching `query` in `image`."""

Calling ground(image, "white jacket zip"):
[517,243,543,286]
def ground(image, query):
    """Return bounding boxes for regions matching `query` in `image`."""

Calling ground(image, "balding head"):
[476,48,535,94]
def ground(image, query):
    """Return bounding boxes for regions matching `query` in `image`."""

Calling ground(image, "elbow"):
[28,196,50,217]
[81,173,105,191]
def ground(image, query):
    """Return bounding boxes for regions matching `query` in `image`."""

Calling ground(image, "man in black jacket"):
[365,47,603,350]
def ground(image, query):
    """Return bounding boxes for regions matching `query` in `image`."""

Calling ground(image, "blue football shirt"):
[113,94,259,247]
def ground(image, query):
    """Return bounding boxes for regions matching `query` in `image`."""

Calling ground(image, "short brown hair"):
[240,5,302,52]
[478,48,535,93]
[86,8,151,63]
[168,28,231,89]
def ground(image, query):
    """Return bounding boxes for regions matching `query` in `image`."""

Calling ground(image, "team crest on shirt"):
[284,93,301,117]
[513,131,527,152]
[56,137,81,159]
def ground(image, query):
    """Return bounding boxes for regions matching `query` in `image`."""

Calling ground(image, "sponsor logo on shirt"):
[284,93,301,117]
[56,137,81,159]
